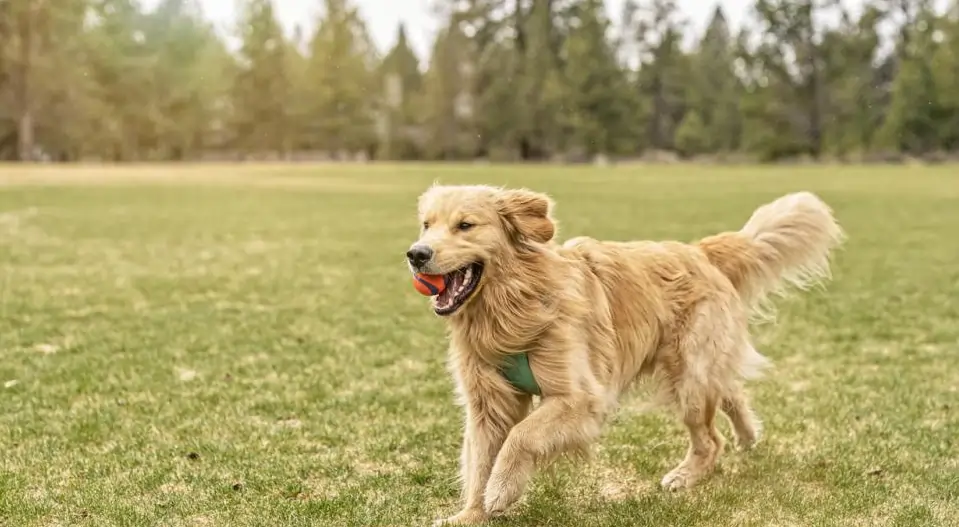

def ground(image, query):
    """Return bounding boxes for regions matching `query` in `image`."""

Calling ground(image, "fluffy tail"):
[698,191,845,316]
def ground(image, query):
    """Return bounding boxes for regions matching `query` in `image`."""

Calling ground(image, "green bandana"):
[500,352,541,396]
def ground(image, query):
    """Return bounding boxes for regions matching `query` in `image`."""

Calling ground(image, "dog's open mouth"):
[433,262,484,316]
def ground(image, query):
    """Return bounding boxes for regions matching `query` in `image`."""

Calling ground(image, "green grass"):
[1,163,957,527]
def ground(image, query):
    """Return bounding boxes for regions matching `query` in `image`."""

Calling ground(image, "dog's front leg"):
[436,419,504,526]
[435,395,531,526]
[483,395,603,515]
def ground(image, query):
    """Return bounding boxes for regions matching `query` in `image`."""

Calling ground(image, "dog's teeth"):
[464,267,472,282]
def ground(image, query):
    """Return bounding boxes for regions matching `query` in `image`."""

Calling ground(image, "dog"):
[406,184,844,525]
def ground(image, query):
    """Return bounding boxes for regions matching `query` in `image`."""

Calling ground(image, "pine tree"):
[0,0,94,160]
[820,2,885,156]
[142,0,234,159]
[304,0,378,157]
[83,0,158,160]
[285,24,310,153]
[737,24,805,161]
[515,0,563,159]
[628,0,689,151]
[379,24,423,159]
[933,3,959,149]
[675,110,707,157]
[877,1,945,154]
[562,0,637,157]
[684,6,742,153]
[20,0,95,161]
[421,20,477,159]
[2,0,959,161]
[232,0,290,158]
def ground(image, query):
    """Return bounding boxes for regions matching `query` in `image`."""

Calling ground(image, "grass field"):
[1,163,957,527]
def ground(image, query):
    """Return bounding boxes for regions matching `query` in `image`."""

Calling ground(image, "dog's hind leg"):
[660,389,724,491]
[720,386,760,451]
[660,303,740,491]
[720,343,768,451]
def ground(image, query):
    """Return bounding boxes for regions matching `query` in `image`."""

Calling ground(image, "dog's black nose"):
[406,245,434,268]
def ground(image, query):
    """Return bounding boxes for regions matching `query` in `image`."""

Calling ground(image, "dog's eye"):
[457,222,474,231]
[422,221,430,230]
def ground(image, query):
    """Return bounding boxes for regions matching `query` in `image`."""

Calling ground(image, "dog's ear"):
[497,188,556,244]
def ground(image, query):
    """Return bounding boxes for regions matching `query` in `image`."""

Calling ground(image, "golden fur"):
[408,185,845,525]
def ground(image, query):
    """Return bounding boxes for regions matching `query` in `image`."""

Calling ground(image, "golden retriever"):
[406,184,844,525]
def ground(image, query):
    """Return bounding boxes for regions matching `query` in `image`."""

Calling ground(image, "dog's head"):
[407,184,556,316]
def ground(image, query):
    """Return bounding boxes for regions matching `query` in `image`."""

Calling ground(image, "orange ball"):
[413,273,446,296]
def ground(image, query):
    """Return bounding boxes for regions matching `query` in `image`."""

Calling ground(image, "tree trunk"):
[809,45,823,158]
[15,1,39,162]
[514,0,529,160]
[17,112,33,161]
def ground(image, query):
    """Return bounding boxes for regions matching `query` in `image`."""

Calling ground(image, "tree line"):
[2,0,958,163]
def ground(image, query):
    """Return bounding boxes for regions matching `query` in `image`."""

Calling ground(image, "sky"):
[145,0,951,60]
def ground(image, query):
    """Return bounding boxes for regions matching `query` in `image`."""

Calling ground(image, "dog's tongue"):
[438,272,463,303]
[448,271,465,290]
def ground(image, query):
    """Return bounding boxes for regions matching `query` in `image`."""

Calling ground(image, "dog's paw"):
[734,429,760,452]
[432,508,488,526]
[734,436,757,452]
[483,492,513,516]
[660,466,701,491]
[483,476,525,516]
[484,452,534,515]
